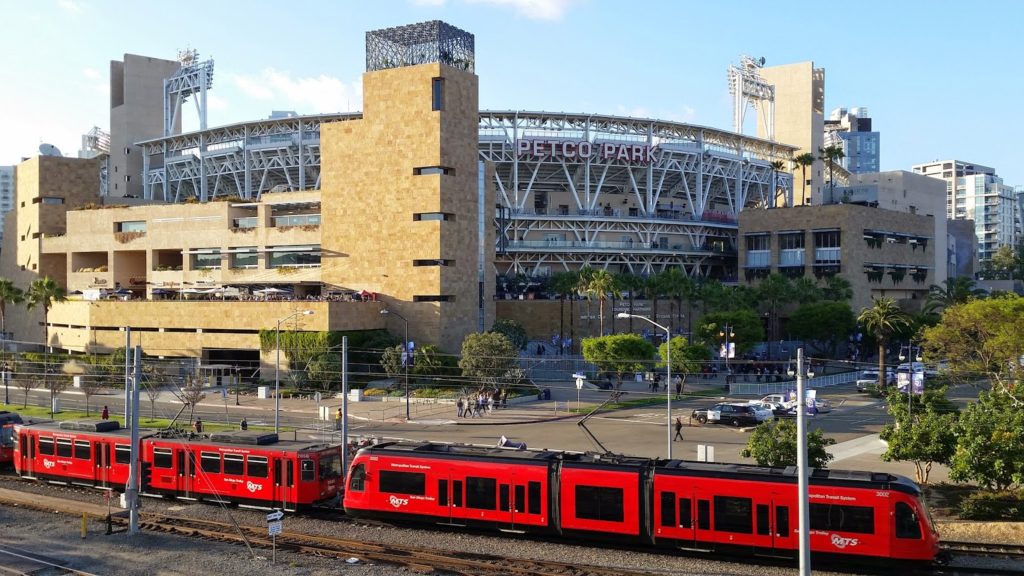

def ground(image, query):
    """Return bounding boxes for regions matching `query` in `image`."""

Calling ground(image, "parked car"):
[756,393,795,413]
[691,403,768,427]
[856,369,895,392]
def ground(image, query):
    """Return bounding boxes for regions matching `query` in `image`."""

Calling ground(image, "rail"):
[728,370,858,396]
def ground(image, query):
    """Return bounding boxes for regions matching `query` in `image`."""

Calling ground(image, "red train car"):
[13,420,343,511]
[344,441,941,565]
[0,411,24,467]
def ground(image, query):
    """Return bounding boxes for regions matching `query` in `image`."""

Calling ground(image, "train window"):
[348,464,365,492]
[248,456,268,478]
[660,492,676,527]
[575,485,624,522]
[810,503,875,535]
[453,480,463,507]
[379,470,426,495]
[466,476,497,510]
[514,485,525,513]
[319,454,341,480]
[500,484,510,511]
[153,448,173,469]
[115,444,130,465]
[300,459,315,482]
[57,439,72,458]
[201,452,221,474]
[714,496,753,534]
[895,502,922,539]
[776,506,790,537]
[527,481,540,515]
[679,498,692,528]
[697,500,710,530]
[39,437,54,456]
[438,479,448,506]
[757,504,770,535]
[73,440,91,460]
[224,454,244,476]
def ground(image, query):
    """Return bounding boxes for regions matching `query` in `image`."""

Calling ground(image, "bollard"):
[106,514,113,535]
[81,513,87,539]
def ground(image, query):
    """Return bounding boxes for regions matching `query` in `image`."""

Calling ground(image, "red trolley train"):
[13,419,343,510]
[0,411,24,467]
[344,441,942,564]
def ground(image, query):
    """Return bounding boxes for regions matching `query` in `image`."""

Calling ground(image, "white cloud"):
[467,0,576,20]
[57,0,84,13]
[230,69,361,114]
[82,67,100,80]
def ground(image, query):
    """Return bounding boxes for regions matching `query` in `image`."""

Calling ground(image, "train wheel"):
[697,415,707,424]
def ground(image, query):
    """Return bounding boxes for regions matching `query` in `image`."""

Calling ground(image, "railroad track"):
[942,540,1024,561]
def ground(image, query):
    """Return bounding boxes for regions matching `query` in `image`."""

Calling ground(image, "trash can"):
[543,388,551,400]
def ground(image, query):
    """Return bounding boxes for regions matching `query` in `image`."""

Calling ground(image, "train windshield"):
[0,426,14,448]
[320,453,342,480]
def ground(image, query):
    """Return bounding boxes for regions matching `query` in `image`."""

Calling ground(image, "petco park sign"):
[517,139,657,164]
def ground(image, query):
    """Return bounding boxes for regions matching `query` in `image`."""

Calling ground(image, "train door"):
[18,431,34,477]
[273,457,294,511]
[694,489,713,548]
[498,473,516,530]
[95,442,112,488]
[437,472,466,526]
[771,496,792,553]
[176,448,193,498]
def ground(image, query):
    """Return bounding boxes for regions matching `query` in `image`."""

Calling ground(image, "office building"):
[824,107,879,174]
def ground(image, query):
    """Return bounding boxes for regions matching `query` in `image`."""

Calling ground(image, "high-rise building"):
[0,166,15,243]
[824,107,879,174]
[913,160,1017,267]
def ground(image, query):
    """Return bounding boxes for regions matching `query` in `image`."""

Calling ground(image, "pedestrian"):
[240,417,248,431]
[673,375,682,400]
[456,397,465,418]
[193,417,203,434]
[674,417,684,441]
[335,407,343,431]
[100,406,109,420]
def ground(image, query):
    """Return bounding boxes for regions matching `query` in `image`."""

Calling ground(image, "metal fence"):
[727,370,858,396]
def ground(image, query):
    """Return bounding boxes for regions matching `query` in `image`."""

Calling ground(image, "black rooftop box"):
[59,419,121,432]
[209,431,279,445]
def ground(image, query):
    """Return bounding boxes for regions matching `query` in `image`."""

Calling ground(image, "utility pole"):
[341,336,349,481]
[796,347,810,576]
[128,346,141,535]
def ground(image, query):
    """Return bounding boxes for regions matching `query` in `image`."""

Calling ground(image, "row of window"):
[374,469,542,514]
[191,247,322,270]
[745,230,841,252]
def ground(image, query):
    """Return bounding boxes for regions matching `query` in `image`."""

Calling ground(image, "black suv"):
[691,403,762,427]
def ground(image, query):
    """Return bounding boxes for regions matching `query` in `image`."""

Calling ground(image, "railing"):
[273,214,321,227]
[504,208,736,225]
[779,249,805,267]
[233,217,258,229]
[747,250,770,267]
[728,370,858,396]
[814,247,841,263]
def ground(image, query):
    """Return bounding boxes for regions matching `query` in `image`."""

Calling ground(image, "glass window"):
[268,247,321,268]
[300,459,315,482]
[153,448,173,469]
[574,485,624,522]
[230,248,258,269]
[466,476,497,510]
[379,470,426,495]
[248,456,268,478]
[777,505,790,537]
[779,232,805,250]
[200,452,221,473]
[191,250,221,269]
[413,212,454,222]
[660,491,676,527]
[757,504,770,535]
[679,498,693,528]
[224,454,244,476]
[114,444,131,464]
[432,77,444,111]
[745,234,770,251]
[74,440,91,460]
[528,481,541,515]
[895,502,922,539]
[319,453,341,480]
[41,197,65,205]
[348,464,366,492]
[439,479,449,506]
[697,499,710,530]
[57,439,73,458]
[115,220,145,232]
[714,496,753,534]
[810,503,875,534]
[39,437,54,456]
[514,484,525,513]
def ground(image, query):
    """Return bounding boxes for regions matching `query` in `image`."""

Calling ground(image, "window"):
[528,481,541,515]
[300,459,315,482]
[745,234,770,251]
[574,485,624,522]
[153,448,173,469]
[57,439,73,458]
[230,248,258,269]
[660,492,676,527]
[379,470,426,495]
[514,484,525,513]
[39,437,55,456]
[74,440,91,460]
[413,212,454,222]
[320,454,341,480]
[248,456,268,478]
[439,479,448,506]
[757,504,770,535]
[745,234,770,268]
[809,503,875,534]
[40,197,65,205]
[777,505,790,537]
[200,452,221,474]
[233,217,258,229]
[432,77,444,111]
[115,221,146,233]
[895,502,922,539]
[268,246,320,268]
[413,166,454,176]
[115,444,131,464]
[466,476,497,510]
[413,259,453,267]
[678,498,693,528]
[697,499,710,530]
[191,249,221,269]
[272,214,321,227]
[348,464,366,492]
[814,230,842,264]
[413,295,455,302]
[224,454,244,476]
[714,496,753,534]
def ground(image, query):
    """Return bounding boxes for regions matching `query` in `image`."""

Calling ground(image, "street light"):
[275,310,314,433]
[718,325,735,384]
[617,312,673,460]
[380,309,410,421]
[786,348,815,576]
[899,343,923,420]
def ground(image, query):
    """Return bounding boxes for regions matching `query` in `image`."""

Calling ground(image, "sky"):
[1,0,1021,185]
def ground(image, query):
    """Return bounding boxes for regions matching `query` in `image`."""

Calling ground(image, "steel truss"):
[366,20,474,73]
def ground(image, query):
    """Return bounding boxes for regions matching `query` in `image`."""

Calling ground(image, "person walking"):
[456,397,465,418]
[673,375,682,400]
[335,407,343,431]
[193,417,203,434]
[674,417,684,441]
[100,406,109,420]
[239,417,248,431]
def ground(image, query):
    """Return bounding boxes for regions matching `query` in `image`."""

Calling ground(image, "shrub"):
[958,490,1024,521]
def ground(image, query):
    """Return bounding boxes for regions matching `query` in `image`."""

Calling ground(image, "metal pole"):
[341,336,349,482]
[275,318,281,434]
[404,320,409,421]
[666,327,672,461]
[129,346,141,535]
[796,347,810,576]
[124,328,131,427]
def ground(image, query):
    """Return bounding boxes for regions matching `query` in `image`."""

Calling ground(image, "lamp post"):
[617,312,672,460]
[718,324,735,384]
[380,309,410,421]
[275,310,314,433]
[787,348,815,576]
[234,366,240,406]
[899,343,923,421]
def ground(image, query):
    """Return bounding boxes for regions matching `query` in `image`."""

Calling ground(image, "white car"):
[856,369,895,392]
[757,393,795,412]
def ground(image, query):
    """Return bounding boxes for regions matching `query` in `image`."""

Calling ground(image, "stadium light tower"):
[728,55,775,140]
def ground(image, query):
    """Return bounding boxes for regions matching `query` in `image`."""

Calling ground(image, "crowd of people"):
[455,389,508,418]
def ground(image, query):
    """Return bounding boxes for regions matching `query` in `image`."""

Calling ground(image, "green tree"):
[788,301,855,358]
[698,279,733,314]
[858,297,910,388]
[818,144,845,203]
[793,152,815,205]
[819,276,853,302]
[791,277,822,304]
[26,277,67,416]
[614,272,645,333]
[948,389,1024,490]
[581,334,656,389]
[645,271,670,333]
[458,332,518,389]
[756,273,794,357]
[580,268,619,336]
[305,352,341,392]
[990,244,1019,280]
[491,319,528,351]
[924,276,986,315]
[697,310,764,354]
[879,386,958,485]
[741,419,836,468]
[921,294,1024,398]
[659,267,689,334]
[576,266,596,338]
[412,344,459,381]
[379,345,405,381]
[0,279,25,404]
[658,336,710,394]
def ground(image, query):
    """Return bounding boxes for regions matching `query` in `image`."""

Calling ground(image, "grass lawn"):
[0,403,280,433]
[567,387,727,414]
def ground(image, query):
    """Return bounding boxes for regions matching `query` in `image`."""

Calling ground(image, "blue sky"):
[2,0,1021,185]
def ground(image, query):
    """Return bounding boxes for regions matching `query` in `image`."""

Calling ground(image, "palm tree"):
[769,160,786,207]
[646,271,670,334]
[614,272,644,333]
[0,279,25,405]
[820,276,853,301]
[793,152,815,205]
[550,271,578,349]
[818,145,845,203]
[659,267,688,334]
[924,277,986,314]
[756,273,793,359]
[857,297,910,388]
[26,277,66,417]
[582,268,618,337]
[576,266,596,337]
